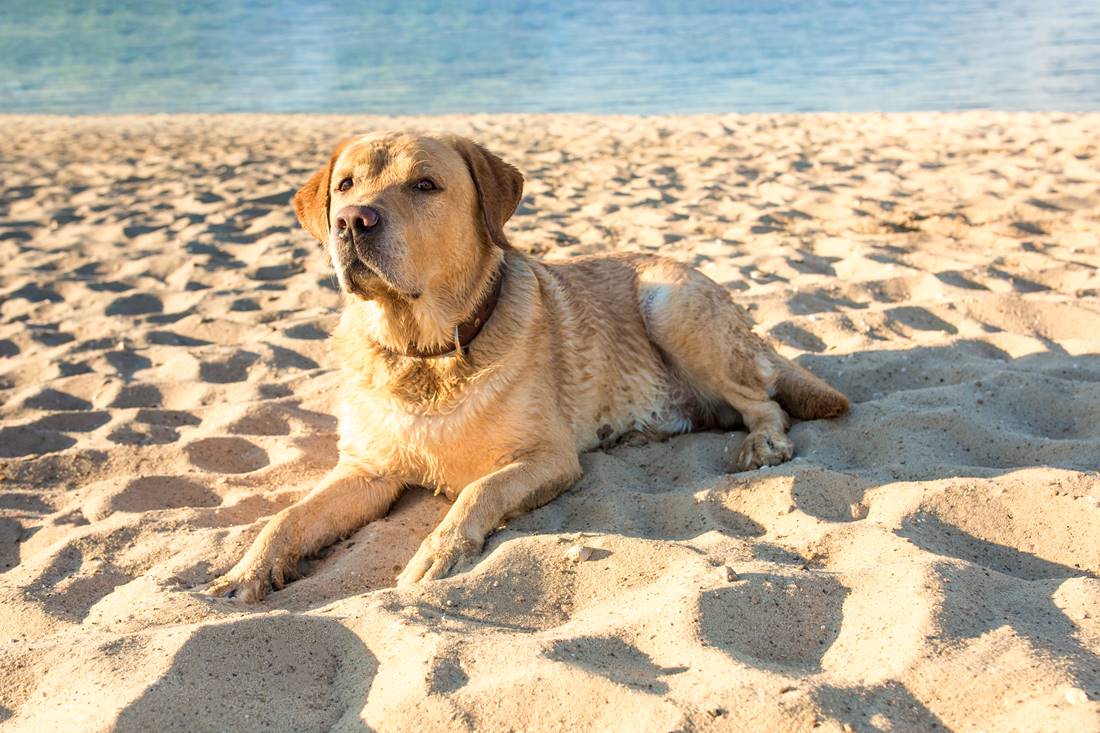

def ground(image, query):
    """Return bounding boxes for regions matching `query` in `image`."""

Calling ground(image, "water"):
[2,0,1099,114]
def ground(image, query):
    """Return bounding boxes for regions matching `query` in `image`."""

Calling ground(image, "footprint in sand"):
[28,326,75,347]
[769,322,828,353]
[229,298,261,312]
[107,383,163,409]
[0,426,77,457]
[135,408,201,427]
[23,388,92,411]
[108,476,222,514]
[228,405,290,436]
[898,510,1095,581]
[105,293,163,316]
[108,423,181,446]
[9,283,62,303]
[29,411,111,433]
[105,407,200,446]
[789,468,871,522]
[543,636,687,693]
[284,322,328,340]
[103,350,152,380]
[0,517,22,572]
[698,573,848,670]
[199,350,259,383]
[112,617,367,733]
[250,263,303,281]
[185,437,269,473]
[267,344,319,371]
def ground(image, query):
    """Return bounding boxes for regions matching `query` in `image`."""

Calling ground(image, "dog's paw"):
[397,526,482,586]
[203,555,298,603]
[205,572,270,603]
[727,431,795,472]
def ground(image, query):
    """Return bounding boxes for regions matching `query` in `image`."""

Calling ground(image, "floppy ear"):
[293,137,352,243]
[451,137,524,249]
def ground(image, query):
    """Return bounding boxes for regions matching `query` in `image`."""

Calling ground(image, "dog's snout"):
[334,205,381,237]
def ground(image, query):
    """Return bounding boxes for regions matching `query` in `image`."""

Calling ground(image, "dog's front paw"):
[203,517,302,602]
[728,431,795,472]
[204,553,300,603]
[397,526,482,586]
[206,569,272,603]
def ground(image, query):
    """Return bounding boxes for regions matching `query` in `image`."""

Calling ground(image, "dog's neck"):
[399,265,504,358]
[347,250,506,359]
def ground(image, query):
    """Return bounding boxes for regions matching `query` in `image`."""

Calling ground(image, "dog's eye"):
[337,177,353,192]
[412,178,438,192]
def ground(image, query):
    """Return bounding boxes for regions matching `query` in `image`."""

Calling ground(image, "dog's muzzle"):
[334,204,383,254]
[332,204,387,268]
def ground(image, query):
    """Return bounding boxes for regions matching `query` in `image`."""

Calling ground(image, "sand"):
[0,113,1098,732]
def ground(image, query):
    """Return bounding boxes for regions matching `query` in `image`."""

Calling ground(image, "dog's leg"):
[637,260,806,471]
[719,390,794,471]
[397,451,581,585]
[206,465,404,602]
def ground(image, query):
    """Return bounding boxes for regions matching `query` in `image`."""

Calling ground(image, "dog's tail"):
[771,354,849,420]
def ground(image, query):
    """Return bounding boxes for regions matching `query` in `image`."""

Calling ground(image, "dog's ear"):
[293,137,352,243]
[451,137,524,249]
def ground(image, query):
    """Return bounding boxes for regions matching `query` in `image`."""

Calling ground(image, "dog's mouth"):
[343,254,420,301]
[342,260,379,297]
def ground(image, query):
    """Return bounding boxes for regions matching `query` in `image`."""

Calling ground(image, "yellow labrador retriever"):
[207,132,849,601]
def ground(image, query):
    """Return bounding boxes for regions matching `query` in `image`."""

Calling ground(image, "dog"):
[206,131,849,601]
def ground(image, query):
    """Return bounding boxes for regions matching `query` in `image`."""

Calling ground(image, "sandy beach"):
[1,113,1098,732]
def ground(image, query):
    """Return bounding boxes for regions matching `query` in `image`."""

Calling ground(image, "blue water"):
[2,0,1099,114]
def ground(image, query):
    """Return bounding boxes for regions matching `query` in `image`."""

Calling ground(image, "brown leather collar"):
[401,267,505,359]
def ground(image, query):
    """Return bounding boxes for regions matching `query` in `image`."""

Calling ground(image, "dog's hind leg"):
[637,259,845,471]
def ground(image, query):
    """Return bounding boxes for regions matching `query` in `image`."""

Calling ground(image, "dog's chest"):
[377,406,467,455]
[339,366,509,493]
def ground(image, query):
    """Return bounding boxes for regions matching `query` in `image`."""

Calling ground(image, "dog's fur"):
[207,132,849,601]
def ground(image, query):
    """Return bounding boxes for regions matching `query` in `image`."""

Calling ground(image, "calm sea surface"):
[2,0,1099,114]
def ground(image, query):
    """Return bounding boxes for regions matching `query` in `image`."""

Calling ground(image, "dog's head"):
[293,132,523,301]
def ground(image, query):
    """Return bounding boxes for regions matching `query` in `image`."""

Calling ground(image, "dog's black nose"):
[334,205,381,236]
